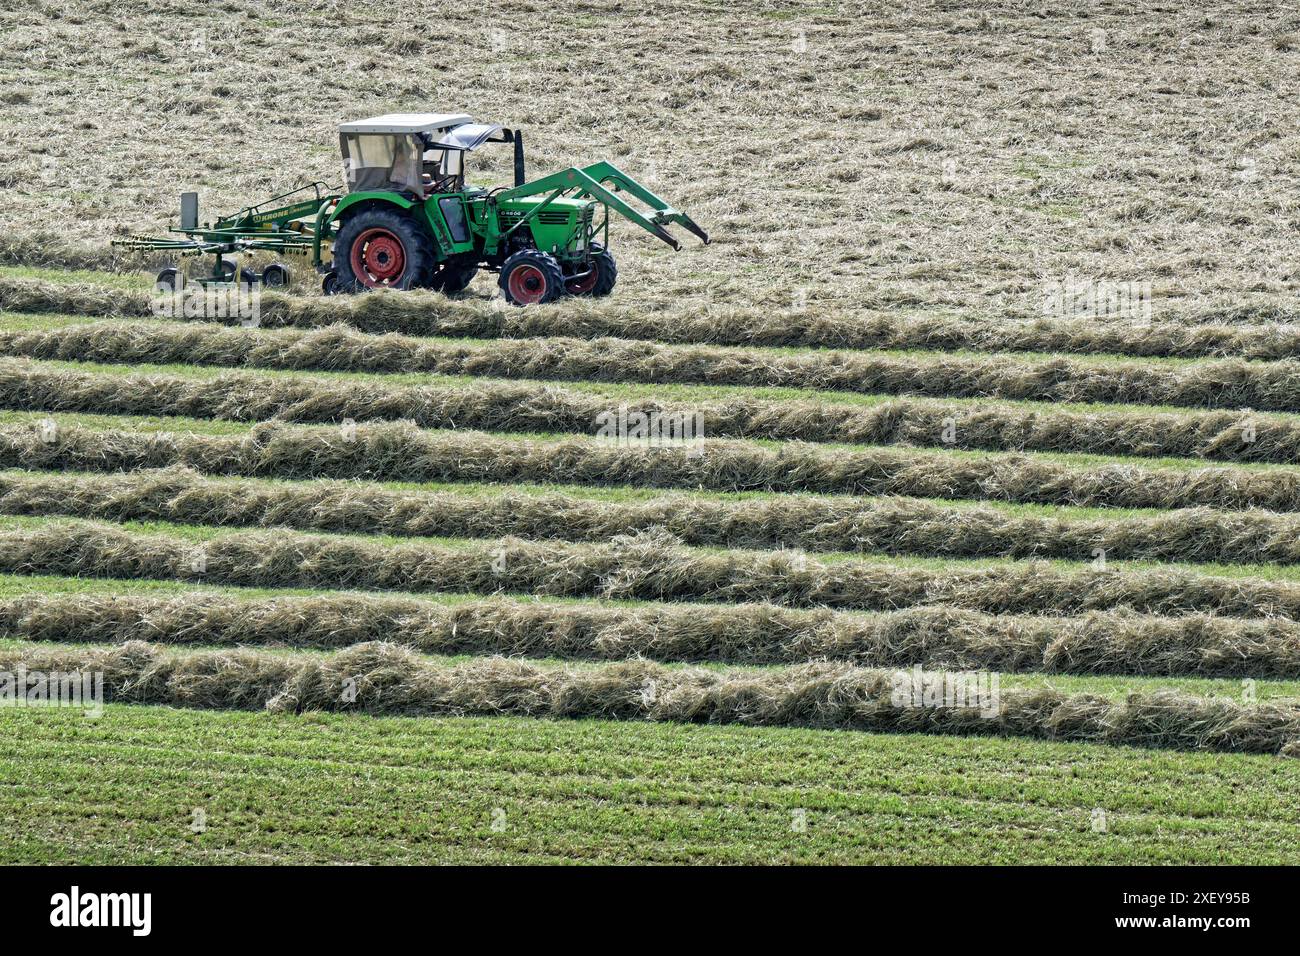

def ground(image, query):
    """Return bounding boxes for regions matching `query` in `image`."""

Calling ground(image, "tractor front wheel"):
[334,208,435,292]
[565,244,618,297]
[499,250,565,306]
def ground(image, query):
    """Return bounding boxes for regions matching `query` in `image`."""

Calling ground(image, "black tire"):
[428,253,478,294]
[155,267,181,292]
[321,270,342,296]
[333,207,436,292]
[565,243,618,297]
[498,250,565,306]
[261,263,291,289]
[209,258,256,288]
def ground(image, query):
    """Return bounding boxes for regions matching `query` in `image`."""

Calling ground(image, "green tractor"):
[116,112,709,306]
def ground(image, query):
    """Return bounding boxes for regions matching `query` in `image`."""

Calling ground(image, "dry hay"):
[4,520,1299,619]
[5,319,1300,412]
[3,639,1297,756]
[7,0,1300,759]
[7,591,1300,678]
[3,274,1300,362]
[4,420,1299,511]
[1,359,1294,462]
[8,0,1300,327]
[4,465,1300,566]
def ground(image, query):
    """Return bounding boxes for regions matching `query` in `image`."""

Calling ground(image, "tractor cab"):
[422,122,515,193]
[337,114,516,198]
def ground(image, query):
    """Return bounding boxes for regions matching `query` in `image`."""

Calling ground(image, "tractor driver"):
[418,132,462,194]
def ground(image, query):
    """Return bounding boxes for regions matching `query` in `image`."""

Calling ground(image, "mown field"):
[4,0,1300,865]
[5,265,1300,864]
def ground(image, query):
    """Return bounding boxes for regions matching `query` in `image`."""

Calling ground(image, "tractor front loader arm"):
[498,165,708,251]
[579,161,710,246]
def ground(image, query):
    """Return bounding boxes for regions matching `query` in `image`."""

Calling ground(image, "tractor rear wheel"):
[334,208,435,292]
[499,250,565,306]
[565,244,617,297]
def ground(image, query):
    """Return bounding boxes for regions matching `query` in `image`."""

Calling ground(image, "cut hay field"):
[5,0,1300,865]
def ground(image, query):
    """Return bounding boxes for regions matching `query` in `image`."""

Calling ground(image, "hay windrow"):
[5,275,1300,362]
[5,466,1300,566]
[0,360,1296,463]
[3,420,1299,512]
[8,0,1300,781]
[5,320,1300,412]
[3,639,1297,755]
[5,520,1300,619]
[8,591,1300,677]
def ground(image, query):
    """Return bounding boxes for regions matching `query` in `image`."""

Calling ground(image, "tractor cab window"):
[339,133,423,195]
[420,144,465,193]
[423,147,462,177]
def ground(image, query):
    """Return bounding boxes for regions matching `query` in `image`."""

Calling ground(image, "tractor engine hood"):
[498,196,594,213]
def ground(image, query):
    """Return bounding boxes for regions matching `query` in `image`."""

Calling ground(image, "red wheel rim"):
[508,263,548,304]
[566,266,597,295]
[351,228,406,287]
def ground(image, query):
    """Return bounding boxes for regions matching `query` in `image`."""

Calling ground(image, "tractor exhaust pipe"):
[513,131,526,187]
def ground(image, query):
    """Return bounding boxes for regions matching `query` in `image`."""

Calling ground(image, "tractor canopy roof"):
[434,123,511,151]
[338,113,472,135]
[338,113,475,195]
[335,113,515,195]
